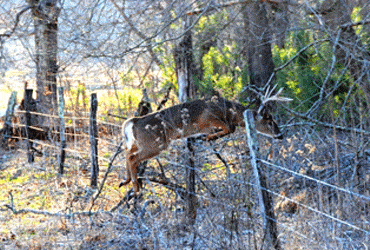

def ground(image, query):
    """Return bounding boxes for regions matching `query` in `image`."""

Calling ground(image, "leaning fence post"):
[58,87,66,174]
[244,110,280,250]
[2,91,17,146]
[90,93,99,187]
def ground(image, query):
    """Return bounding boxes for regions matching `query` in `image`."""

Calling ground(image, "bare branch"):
[186,0,300,16]
[89,142,123,213]
[0,6,32,38]
[286,107,370,136]
[109,0,163,67]
[340,19,370,29]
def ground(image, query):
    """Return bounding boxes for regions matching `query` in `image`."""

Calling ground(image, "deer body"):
[120,96,285,194]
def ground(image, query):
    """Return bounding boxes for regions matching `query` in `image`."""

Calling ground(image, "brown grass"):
[0,123,369,249]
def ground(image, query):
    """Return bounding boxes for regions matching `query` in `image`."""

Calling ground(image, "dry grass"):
[0,124,369,249]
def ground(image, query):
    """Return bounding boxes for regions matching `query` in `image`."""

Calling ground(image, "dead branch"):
[110,189,136,212]
[340,19,370,29]
[107,113,127,120]
[3,191,113,218]
[156,86,172,111]
[285,107,370,135]
[89,142,123,212]
[148,176,188,200]
[185,0,298,16]
[0,6,32,38]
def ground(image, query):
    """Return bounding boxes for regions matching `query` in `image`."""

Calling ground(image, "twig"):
[4,204,113,218]
[274,39,330,72]
[156,86,172,111]
[108,113,127,120]
[4,191,113,218]
[89,142,123,212]
[340,19,370,29]
[0,6,31,38]
[214,150,231,177]
[148,176,188,200]
[110,188,136,212]
[195,172,216,198]
[139,200,156,219]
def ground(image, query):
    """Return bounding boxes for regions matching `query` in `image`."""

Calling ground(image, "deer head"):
[120,86,292,194]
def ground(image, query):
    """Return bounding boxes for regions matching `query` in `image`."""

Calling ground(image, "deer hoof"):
[119,179,130,187]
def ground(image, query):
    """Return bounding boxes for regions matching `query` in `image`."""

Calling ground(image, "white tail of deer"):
[120,87,292,194]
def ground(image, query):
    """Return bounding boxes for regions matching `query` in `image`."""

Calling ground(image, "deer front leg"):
[204,122,235,141]
[205,130,229,141]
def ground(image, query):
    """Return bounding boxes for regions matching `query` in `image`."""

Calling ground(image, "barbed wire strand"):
[260,159,370,202]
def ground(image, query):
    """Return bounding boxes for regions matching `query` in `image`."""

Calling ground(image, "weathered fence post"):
[2,91,17,146]
[58,87,66,174]
[51,83,58,140]
[24,89,34,163]
[90,93,99,187]
[185,137,197,225]
[51,83,58,112]
[244,110,280,250]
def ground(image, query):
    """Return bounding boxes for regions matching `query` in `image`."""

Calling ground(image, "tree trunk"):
[243,2,276,102]
[174,18,195,103]
[174,16,197,225]
[28,0,60,124]
[266,2,289,49]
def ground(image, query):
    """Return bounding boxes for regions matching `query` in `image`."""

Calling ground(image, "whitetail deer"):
[120,86,292,194]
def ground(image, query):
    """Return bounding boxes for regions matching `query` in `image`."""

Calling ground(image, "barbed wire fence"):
[1,0,370,249]
[1,87,369,249]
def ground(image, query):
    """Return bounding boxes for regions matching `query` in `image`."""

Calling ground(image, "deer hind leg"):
[119,154,133,187]
[120,143,165,194]
[129,159,141,195]
[119,152,141,195]
[119,144,139,187]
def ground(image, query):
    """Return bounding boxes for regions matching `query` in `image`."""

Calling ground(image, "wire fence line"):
[2,101,370,248]
[9,109,370,202]
[261,159,370,202]
[131,132,370,237]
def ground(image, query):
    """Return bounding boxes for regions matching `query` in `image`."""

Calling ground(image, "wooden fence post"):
[90,93,99,187]
[244,110,280,250]
[24,89,34,163]
[51,83,58,140]
[185,137,197,225]
[51,83,58,112]
[2,91,17,146]
[58,87,66,174]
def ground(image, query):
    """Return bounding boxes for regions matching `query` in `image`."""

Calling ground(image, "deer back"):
[123,98,246,150]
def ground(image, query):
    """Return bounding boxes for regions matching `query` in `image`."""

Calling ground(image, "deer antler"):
[258,85,293,113]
